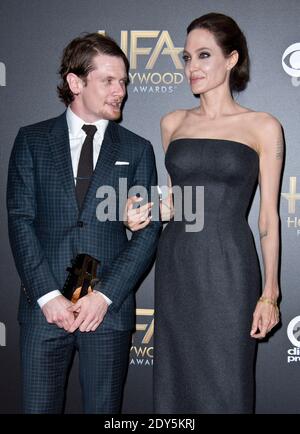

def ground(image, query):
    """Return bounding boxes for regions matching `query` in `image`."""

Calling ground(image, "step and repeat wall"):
[0,0,299,413]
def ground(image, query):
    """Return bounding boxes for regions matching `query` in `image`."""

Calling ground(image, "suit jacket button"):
[77,221,84,228]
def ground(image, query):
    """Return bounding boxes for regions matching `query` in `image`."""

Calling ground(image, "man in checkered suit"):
[7,33,161,413]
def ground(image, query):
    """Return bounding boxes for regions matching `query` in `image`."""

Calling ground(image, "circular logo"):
[282,43,300,77]
[287,316,300,347]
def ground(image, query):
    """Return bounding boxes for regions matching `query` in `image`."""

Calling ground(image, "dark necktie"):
[75,124,97,209]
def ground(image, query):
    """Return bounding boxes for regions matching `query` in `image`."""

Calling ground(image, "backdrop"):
[0,0,299,414]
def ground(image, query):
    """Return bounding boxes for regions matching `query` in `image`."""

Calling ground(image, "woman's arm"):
[251,114,283,339]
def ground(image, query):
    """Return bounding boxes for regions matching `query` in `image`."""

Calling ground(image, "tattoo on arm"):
[275,139,284,160]
[260,230,268,240]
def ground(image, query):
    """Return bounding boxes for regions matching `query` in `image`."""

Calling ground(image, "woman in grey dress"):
[126,13,282,413]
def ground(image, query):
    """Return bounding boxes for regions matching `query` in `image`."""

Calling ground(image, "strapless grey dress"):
[154,138,261,414]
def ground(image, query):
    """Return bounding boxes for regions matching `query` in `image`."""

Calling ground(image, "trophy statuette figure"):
[62,254,100,304]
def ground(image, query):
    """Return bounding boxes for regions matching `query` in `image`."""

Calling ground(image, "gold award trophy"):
[62,254,100,304]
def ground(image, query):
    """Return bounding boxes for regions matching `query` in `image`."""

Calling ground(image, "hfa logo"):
[281,177,300,236]
[130,308,154,366]
[0,322,6,347]
[99,30,184,94]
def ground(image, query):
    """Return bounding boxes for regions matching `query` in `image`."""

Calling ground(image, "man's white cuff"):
[94,291,112,305]
[37,290,62,308]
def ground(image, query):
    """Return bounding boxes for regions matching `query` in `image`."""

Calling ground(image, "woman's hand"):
[123,196,153,232]
[159,189,174,222]
[123,187,175,232]
[250,296,280,339]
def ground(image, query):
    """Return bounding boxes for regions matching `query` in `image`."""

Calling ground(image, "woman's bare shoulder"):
[239,110,282,143]
[160,109,188,130]
[160,110,188,151]
[245,110,282,128]
[250,112,283,156]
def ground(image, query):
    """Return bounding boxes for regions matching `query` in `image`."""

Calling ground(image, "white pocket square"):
[115,161,130,165]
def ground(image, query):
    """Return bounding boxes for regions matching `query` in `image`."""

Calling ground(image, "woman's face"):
[183,28,236,95]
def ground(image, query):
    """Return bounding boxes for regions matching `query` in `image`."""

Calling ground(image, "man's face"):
[71,53,128,122]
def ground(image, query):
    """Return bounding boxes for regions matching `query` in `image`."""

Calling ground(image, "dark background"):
[1,0,300,413]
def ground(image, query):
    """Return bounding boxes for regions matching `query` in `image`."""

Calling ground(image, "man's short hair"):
[57,33,129,106]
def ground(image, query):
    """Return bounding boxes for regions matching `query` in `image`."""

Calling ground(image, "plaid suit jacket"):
[7,112,161,330]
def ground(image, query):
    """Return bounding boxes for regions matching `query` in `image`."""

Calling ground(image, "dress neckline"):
[169,137,259,159]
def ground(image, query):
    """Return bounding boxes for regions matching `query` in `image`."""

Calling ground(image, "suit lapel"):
[49,112,79,212]
[80,121,122,217]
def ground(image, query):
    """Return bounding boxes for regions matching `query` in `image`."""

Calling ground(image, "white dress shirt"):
[38,107,111,308]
